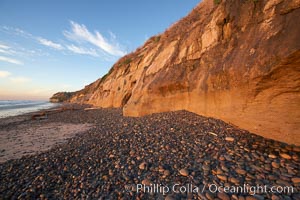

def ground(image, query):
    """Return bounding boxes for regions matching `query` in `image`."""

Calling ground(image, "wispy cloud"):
[66,44,99,57]
[0,40,51,59]
[10,76,31,83]
[1,26,33,39]
[1,26,63,52]
[0,43,16,55]
[0,43,10,50]
[1,24,127,61]
[0,48,10,54]
[37,37,64,50]
[0,70,11,78]
[64,21,126,56]
[0,56,23,65]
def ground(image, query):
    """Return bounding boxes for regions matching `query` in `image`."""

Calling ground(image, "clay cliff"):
[55,0,300,145]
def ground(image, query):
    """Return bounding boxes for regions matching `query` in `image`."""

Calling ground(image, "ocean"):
[0,100,57,118]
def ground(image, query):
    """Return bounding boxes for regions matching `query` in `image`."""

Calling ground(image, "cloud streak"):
[0,26,34,39]
[38,38,64,50]
[66,44,99,57]
[1,26,63,52]
[0,43,12,54]
[64,21,126,56]
[0,49,8,54]
[0,56,23,65]
[0,43,10,50]
[1,23,127,60]
[0,70,11,78]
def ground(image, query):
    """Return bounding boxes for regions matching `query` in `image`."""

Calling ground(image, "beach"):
[0,106,299,199]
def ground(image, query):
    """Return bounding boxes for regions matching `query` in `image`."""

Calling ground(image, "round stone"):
[271,162,280,168]
[139,162,147,170]
[225,137,235,142]
[142,179,151,186]
[268,154,277,159]
[279,153,291,159]
[102,175,108,181]
[219,156,225,161]
[206,192,215,200]
[291,177,300,184]
[271,194,280,200]
[165,194,176,200]
[230,177,240,184]
[129,150,135,156]
[292,155,299,161]
[216,168,224,175]
[217,174,227,181]
[221,165,229,172]
[179,168,189,176]
[217,192,230,200]
[163,170,171,177]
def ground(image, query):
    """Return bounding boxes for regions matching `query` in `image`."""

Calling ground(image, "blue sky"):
[0,0,200,100]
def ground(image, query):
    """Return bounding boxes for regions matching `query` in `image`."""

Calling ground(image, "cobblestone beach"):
[0,108,299,199]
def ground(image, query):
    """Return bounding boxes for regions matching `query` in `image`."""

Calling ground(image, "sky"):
[0,0,200,100]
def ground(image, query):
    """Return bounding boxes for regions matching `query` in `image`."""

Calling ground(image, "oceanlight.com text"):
[208,184,295,195]
[125,183,296,196]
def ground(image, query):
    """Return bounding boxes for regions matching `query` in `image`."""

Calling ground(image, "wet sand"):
[0,122,93,163]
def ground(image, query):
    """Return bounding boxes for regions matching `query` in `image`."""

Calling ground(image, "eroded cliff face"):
[67,0,300,145]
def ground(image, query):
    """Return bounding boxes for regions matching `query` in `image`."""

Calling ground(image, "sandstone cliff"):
[50,92,74,103]
[62,0,300,145]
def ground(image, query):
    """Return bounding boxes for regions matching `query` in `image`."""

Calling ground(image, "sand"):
[0,114,93,163]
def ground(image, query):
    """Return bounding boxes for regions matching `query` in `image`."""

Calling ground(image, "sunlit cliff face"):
[55,0,300,145]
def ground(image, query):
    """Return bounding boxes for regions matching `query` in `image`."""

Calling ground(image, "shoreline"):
[0,101,58,119]
[0,103,88,126]
[0,107,299,199]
